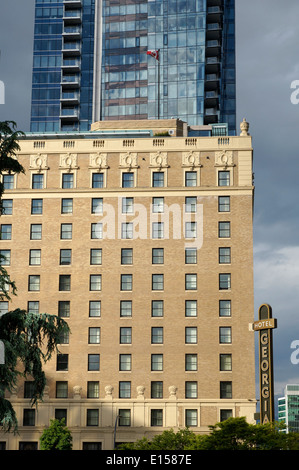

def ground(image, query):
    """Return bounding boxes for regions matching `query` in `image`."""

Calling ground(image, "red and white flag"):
[147,50,159,61]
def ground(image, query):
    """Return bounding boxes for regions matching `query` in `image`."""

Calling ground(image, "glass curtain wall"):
[101,0,207,126]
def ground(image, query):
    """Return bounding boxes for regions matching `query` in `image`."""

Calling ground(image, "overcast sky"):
[0,0,299,411]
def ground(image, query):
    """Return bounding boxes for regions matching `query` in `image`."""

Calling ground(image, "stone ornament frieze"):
[89,152,108,169]
[59,153,78,170]
[29,153,48,171]
[119,152,138,170]
[149,151,168,169]
[181,151,201,169]
[215,150,234,167]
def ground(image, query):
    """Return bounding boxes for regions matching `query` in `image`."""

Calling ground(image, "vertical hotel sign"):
[253,304,277,424]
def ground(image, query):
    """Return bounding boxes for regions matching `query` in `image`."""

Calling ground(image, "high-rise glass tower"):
[30,0,236,135]
[278,385,299,433]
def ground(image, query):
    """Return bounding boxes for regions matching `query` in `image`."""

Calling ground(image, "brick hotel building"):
[0,118,255,449]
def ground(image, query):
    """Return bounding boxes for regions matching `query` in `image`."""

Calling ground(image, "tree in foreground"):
[40,419,73,450]
[0,121,70,432]
[118,417,299,451]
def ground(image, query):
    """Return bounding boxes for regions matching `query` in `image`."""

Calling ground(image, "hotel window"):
[59,275,71,291]
[28,301,39,314]
[219,247,231,264]
[185,410,198,427]
[220,327,232,344]
[152,222,164,239]
[30,224,42,240]
[90,248,102,265]
[24,381,34,399]
[218,171,230,186]
[62,173,73,189]
[120,327,132,344]
[185,327,197,344]
[122,172,134,188]
[58,301,70,318]
[31,199,43,215]
[185,248,197,264]
[151,327,163,344]
[219,273,231,290]
[32,174,44,189]
[88,354,100,371]
[185,354,197,371]
[219,300,231,317]
[152,171,164,188]
[61,223,72,239]
[185,300,197,317]
[23,409,35,426]
[118,409,131,427]
[121,248,133,265]
[3,174,14,190]
[55,409,67,424]
[152,197,164,213]
[151,381,163,399]
[185,221,197,239]
[122,197,134,214]
[60,249,71,265]
[89,301,101,318]
[61,198,73,214]
[185,381,197,399]
[2,199,13,215]
[91,222,103,239]
[121,274,132,291]
[56,381,68,398]
[219,221,231,238]
[220,409,233,421]
[152,300,163,317]
[151,409,163,426]
[121,222,133,239]
[185,171,197,187]
[0,249,10,265]
[58,329,69,345]
[28,275,40,291]
[90,274,101,291]
[220,354,232,371]
[185,274,197,290]
[120,300,132,317]
[119,381,131,399]
[1,224,12,240]
[29,249,41,265]
[151,354,163,371]
[218,196,230,212]
[119,354,131,371]
[152,274,164,291]
[152,248,164,264]
[89,327,100,344]
[56,354,68,371]
[91,198,103,214]
[87,381,99,399]
[185,196,197,213]
[220,381,232,399]
[86,409,99,426]
[0,301,9,316]
[92,173,104,189]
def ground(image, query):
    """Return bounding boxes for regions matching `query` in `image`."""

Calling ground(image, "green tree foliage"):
[0,121,25,203]
[118,418,299,451]
[0,121,70,433]
[40,419,72,450]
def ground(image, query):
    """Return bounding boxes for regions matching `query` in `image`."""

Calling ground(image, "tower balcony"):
[62,41,81,56]
[63,26,82,40]
[61,74,80,89]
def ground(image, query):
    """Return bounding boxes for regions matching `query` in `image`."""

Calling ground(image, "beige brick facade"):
[0,119,256,450]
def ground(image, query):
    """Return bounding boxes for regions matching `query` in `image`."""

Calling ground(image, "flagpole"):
[157,49,160,120]
[146,49,161,120]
